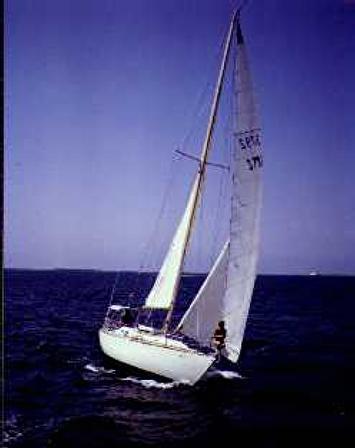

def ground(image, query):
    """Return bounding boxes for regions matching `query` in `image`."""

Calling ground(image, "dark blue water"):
[4,270,355,447]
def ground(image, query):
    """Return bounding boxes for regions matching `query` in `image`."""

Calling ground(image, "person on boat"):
[121,308,135,327]
[212,321,227,360]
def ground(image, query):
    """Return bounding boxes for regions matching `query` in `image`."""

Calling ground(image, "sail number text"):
[237,132,263,171]
[246,155,263,171]
[238,133,261,150]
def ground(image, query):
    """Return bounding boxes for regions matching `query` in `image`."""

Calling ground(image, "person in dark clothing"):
[121,308,135,327]
[212,321,227,360]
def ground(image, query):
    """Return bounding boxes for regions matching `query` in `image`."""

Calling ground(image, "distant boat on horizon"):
[99,8,264,385]
[309,271,320,276]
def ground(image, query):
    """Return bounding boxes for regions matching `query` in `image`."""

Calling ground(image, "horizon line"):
[3,267,354,277]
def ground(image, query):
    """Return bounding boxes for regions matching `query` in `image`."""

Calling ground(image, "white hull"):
[99,326,216,384]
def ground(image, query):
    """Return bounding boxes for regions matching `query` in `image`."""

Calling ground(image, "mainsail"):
[179,18,263,363]
[222,19,263,362]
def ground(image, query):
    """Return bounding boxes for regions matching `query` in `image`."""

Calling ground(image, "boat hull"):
[99,326,215,384]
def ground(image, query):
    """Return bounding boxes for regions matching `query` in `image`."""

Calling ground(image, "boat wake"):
[120,376,191,389]
[83,363,190,388]
[84,363,116,375]
[83,363,242,385]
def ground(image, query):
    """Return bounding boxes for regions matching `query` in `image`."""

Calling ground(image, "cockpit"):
[104,305,139,329]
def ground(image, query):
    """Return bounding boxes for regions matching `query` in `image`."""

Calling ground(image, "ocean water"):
[4,270,355,447]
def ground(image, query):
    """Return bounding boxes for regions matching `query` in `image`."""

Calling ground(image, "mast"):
[162,10,238,333]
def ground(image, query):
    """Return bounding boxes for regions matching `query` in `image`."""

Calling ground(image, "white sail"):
[223,20,263,362]
[177,241,229,344]
[144,175,200,309]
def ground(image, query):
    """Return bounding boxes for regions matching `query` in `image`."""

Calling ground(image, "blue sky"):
[5,0,355,274]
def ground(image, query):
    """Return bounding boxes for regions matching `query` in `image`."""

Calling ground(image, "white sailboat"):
[99,9,263,385]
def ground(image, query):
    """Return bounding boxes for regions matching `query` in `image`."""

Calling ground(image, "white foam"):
[84,363,116,374]
[84,363,100,373]
[208,369,244,380]
[120,376,191,389]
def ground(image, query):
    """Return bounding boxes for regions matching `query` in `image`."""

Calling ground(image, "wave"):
[120,376,191,389]
[3,415,23,446]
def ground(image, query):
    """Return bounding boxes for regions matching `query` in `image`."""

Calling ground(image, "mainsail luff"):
[144,11,238,327]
